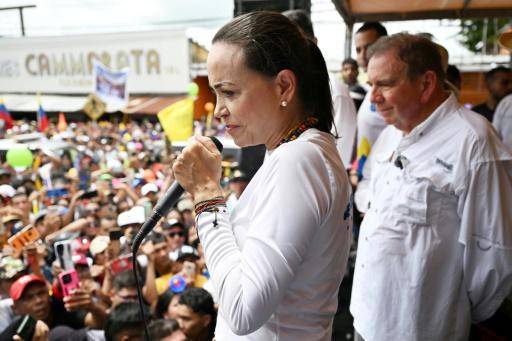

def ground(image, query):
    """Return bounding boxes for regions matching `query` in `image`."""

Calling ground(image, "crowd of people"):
[0,9,512,341]
[0,119,232,340]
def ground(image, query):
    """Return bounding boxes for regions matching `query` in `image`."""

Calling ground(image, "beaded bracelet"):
[194,196,226,216]
[194,196,224,209]
[195,197,227,228]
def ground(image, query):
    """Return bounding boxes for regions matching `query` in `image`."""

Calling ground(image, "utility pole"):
[0,5,36,36]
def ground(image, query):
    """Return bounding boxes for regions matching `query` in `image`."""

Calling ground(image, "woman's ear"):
[275,69,297,103]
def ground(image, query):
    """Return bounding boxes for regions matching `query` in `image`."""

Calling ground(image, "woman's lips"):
[226,125,239,134]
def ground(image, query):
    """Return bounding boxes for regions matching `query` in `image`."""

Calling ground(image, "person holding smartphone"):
[0,274,107,338]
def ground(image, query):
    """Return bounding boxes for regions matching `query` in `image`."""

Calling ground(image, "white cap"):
[141,183,158,196]
[117,206,146,227]
[89,235,110,256]
[0,184,16,198]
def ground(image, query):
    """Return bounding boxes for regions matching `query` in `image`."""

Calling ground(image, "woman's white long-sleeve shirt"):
[197,129,352,340]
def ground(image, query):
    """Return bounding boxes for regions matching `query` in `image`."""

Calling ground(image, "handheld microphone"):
[131,136,223,253]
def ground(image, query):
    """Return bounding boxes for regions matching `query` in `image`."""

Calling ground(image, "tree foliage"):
[459,18,512,54]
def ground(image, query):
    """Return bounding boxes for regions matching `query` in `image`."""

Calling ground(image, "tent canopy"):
[332,0,512,24]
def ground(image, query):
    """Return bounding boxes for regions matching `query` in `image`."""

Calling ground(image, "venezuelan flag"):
[37,98,48,132]
[0,99,13,129]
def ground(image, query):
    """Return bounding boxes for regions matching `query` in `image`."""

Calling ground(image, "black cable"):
[131,251,150,341]
[130,136,223,341]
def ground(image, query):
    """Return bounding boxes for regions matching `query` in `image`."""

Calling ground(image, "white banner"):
[0,30,190,94]
[93,61,129,109]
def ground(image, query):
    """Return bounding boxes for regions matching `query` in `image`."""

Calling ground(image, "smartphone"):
[110,255,133,275]
[46,188,69,198]
[80,189,98,199]
[16,315,37,340]
[182,261,197,280]
[8,225,41,252]
[58,269,80,297]
[54,240,74,271]
[109,228,123,241]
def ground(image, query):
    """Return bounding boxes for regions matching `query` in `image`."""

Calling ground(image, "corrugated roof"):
[332,0,512,23]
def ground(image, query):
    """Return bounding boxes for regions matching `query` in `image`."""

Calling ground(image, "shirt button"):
[365,237,368,241]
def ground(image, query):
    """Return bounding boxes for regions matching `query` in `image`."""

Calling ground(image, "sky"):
[0,0,491,71]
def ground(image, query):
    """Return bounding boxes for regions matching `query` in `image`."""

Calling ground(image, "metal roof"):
[331,0,512,24]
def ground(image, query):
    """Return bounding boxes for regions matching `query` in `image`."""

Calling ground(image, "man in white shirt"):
[354,22,388,178]
[492,30,512,150]
[283,9,357,169]
[351,33,512,340]
[494,93,512,150]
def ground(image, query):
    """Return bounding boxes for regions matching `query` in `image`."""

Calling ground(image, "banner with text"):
[0,30,189,94]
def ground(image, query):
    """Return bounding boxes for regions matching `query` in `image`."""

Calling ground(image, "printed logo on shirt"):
[435,158,453,172]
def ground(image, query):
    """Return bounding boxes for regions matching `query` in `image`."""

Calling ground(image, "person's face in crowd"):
[207,42,284,148]
[166,210,182,222]
[164,294,181,320]
[111,286,139,308]
[12,194,30,214]
[13,283,51,322]
[187,225,198,247]
[355,29,381,70]
[94,249,108,266]
[342,63,359,85]
[0,173,11,185]
[488,70,512,102]
[368,50,426,134]
[166,227,185,252]
[153,241,172,267]
[176,304,212,341]
[42,212,61,237]
[34,218,47,238]
[99,217,116,236]
[181,210,194,228]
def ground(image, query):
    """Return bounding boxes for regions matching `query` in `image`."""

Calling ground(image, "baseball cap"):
[2,213,21,224]
[0,184,16,198]
[89,235,110,257]
[141,183,158,196]
[177,199,194,212]
[117,206,145,227]
[163,218,185,231]
[0,256,26,280]
[9,274,47,301]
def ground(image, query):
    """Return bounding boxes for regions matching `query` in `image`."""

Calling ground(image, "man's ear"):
[12,301,24,316]
[275,69,297,104]
[201,314,212,328]
[419,70,438,103]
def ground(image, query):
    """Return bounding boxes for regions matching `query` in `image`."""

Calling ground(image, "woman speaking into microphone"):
[173,11,351,340]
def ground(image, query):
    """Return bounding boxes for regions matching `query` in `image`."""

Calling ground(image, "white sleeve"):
[196,144,332,335]
[492,94,512,148]
[457,158,512,322]
[332,89,357,169]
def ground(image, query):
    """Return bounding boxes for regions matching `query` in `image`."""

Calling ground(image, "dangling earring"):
[280,100,288,108]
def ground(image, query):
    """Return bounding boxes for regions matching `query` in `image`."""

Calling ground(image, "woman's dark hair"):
[212,11,334,133]
[155,290,176,319]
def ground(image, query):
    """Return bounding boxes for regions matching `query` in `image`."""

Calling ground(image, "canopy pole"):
[344,22,353,59]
